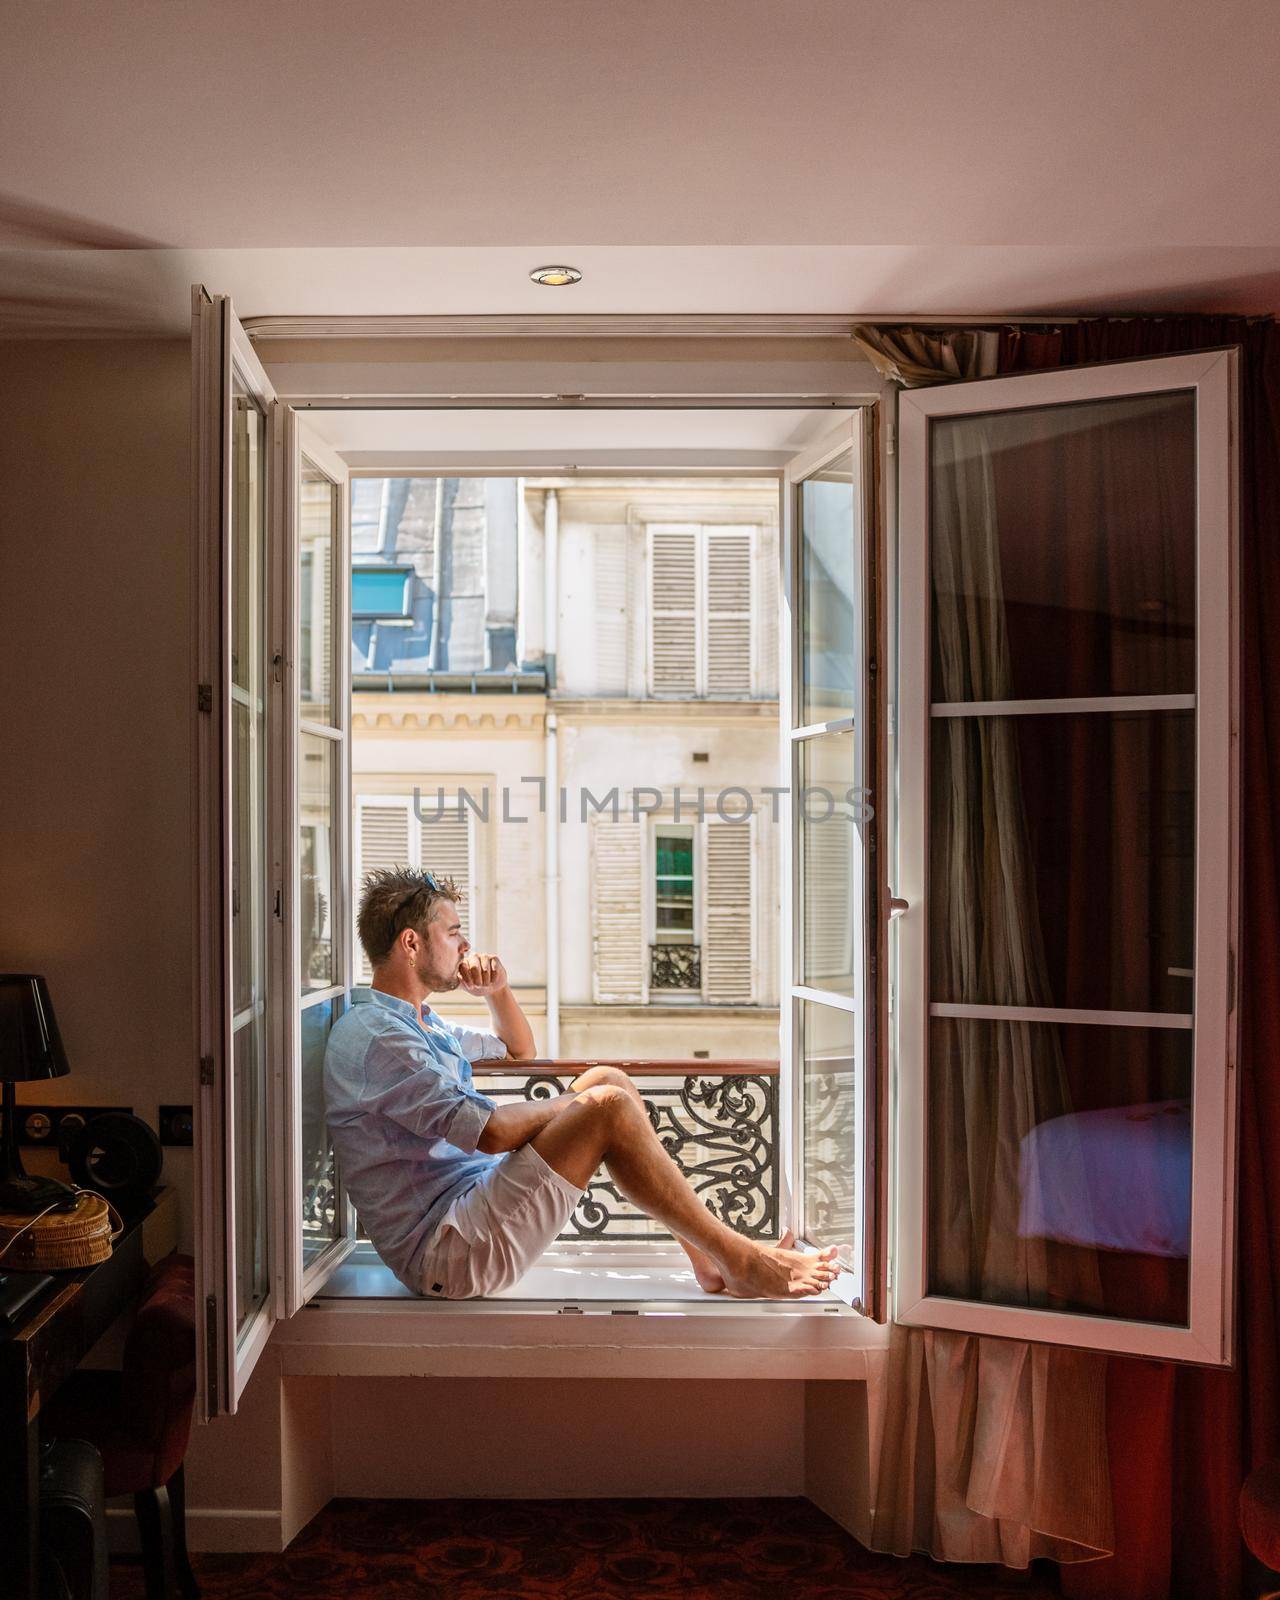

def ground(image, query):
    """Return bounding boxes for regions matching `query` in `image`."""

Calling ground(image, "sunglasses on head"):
[391,872,445,925]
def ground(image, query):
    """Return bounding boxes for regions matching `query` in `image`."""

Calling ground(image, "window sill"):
[274,1249,890,1380]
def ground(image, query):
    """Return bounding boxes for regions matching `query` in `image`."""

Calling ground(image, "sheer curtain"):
[854,325,1113,1567]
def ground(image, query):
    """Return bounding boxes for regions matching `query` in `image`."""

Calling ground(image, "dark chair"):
[1240,1458,1280,1600]
[43,1253,199,1600]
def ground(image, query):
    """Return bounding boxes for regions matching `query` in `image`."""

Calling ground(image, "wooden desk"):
[0,1191,173,1600]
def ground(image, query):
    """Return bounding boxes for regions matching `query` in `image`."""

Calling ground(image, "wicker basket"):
[0,1192,118,1271]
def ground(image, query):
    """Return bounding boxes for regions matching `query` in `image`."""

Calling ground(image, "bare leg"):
[540,1079,839,1298]
[568,1067,726,1292]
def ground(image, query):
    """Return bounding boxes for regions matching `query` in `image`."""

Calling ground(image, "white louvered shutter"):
[355,798,411,981]
[649,525,698,696]
[704,528,753,696]
[419,806,472,940]
[594,527,631,696]
[803,804,854,989]
[590,816,645,1003]
[754,524,779,698]
[703,816,754,1003]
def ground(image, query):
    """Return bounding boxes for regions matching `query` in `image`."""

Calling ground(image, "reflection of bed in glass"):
[1019,1098,1191,1258]
[1016,1092,1193,1329]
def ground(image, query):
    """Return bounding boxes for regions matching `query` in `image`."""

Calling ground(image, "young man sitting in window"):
[325,867,841,1301]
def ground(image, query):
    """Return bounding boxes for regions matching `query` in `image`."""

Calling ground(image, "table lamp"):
[0,975,77,1213]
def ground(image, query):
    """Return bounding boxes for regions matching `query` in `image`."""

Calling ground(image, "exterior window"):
[652,826,698,992]
[351,567,410,617]
[589,812,756,1007]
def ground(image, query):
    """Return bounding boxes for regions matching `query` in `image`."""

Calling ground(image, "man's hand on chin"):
[458,952,510,997]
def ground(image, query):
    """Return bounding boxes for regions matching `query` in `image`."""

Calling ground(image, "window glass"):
[300,1000,339,1266]
[799,731,860,999]
[799,450,857,725]
[233,980,268,1334]
[300,734,335,993]
[229,377,269,1340]
[800,998,858,1267]
[655,828,695,941]
[300,468,335,724]
[930,710,1194,1013]
[351,568,409,617]
[927,1018,1191,1327]
[929,392,1196,703]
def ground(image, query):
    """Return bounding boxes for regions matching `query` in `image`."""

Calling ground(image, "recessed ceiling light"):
[530,265,582,287]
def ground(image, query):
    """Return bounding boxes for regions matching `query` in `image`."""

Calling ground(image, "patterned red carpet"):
[111,1497,1061,1599]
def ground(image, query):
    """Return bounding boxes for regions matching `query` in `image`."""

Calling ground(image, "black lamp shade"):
[0,975,70,1083]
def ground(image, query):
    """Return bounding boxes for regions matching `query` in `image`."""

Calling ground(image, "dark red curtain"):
[998,317,1280,1599]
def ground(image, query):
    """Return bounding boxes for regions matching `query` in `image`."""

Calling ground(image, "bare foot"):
[718,1231,842,1300]
[684,1228,802,1296]
[684,1244,726,1295]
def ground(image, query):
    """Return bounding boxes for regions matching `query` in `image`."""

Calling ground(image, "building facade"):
[350,475,782,1061]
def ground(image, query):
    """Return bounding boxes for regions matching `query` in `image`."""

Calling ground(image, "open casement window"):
[893,350,1240,1363]
[589,812,756,1005]
[780,413,883,1314]
[193,289,281,1416]
[194,290,359,1414]
[353,793,474,984]
[281,418,354,1317]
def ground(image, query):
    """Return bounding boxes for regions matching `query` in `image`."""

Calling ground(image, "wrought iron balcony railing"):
[473,1060,779,1243]
[649,942,702,991]
[305,1052,866,1272]
[309,1059,785,1250]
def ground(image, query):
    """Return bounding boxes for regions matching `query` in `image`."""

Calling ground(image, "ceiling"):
[3,0,1279,333]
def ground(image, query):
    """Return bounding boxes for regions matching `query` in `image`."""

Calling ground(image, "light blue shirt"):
[324,987,506,1291]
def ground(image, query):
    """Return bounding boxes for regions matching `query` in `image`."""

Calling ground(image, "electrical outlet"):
[16,1105,132,1148]
[158,1105,194,1146]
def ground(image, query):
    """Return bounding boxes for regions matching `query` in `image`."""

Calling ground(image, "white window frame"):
[893,349,1240,1363]
[280,419,355,1317]
[780,413,878,1314]
[197,376,904,1354]
[193,288,283,1417]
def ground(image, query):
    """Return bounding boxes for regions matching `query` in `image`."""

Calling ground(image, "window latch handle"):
[888,896,910,919]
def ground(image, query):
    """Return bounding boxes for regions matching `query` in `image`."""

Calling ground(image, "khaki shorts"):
[419,1142,584,1298]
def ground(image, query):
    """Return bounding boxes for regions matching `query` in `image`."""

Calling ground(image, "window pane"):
[656,834,693,876]
[352,568,408,617]
[300,468,335,724]
[930,709,1194,1013]
[799,448,857,725]
[231,700,254,1014]
[231,387,264,693]
[800,998,858,1267]
[300,734,335,993]
[301,999,339,1266]
[930,392,1196,703]
[927,1017,1191,1326]
[799,731,861,998]
[229,374,268,1340]
[233,1019,269,1334]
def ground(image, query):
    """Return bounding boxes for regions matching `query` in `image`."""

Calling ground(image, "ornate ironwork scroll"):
[649,943,702,990]
[473,1069,779,1241]
[801,1067,858,1254]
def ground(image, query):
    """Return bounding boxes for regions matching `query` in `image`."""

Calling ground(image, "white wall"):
[0,338,195,1234]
